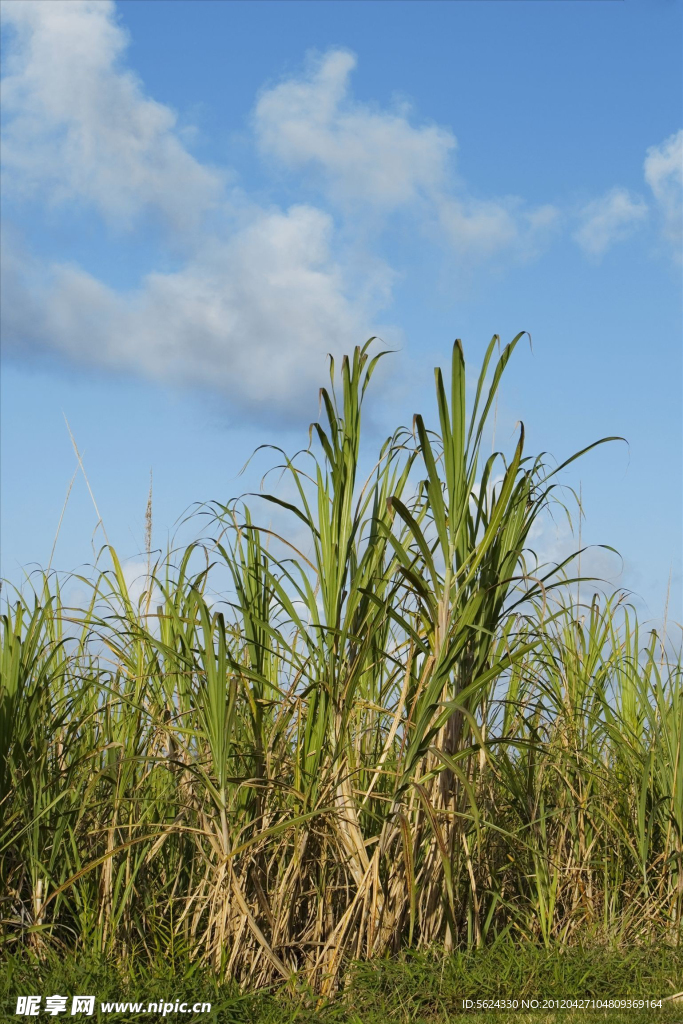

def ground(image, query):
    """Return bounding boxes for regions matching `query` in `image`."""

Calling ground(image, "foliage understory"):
[1,337,682,1001]
[2,944,683,1022]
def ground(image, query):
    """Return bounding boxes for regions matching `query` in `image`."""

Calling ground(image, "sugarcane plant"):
[1,335,680,991]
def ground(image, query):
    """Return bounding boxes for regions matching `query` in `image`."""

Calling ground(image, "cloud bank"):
[3,206,390,416]
[574,188,648,259]
[1,1,680,416]
[254,49,560,260]
[1,0,222,231]
[1,3,391,418]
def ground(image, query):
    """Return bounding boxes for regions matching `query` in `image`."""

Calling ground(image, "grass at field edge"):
[1,944,681,1023]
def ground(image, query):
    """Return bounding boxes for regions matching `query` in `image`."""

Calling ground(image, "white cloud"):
[2,207,389,418]
[644,129,682,259]
[1,0,223,231]
[436,196,560,262]
[436,198,518,258]
[573,187,648,258]
[254,50,455,209]
[254,48,560,260]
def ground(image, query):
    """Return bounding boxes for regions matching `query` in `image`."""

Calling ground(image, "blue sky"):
[1,0,681,624]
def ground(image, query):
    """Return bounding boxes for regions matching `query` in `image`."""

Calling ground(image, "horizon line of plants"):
[1,334,681,994]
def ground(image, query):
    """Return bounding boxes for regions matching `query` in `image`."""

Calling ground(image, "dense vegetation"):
[4,944,683,1022]
[1,336,681,1003]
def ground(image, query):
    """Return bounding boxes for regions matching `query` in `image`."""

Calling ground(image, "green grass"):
[1,336,682,997]
[2,945,681,1022]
